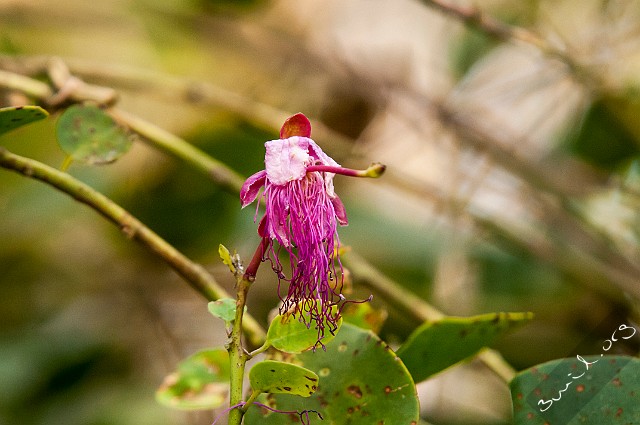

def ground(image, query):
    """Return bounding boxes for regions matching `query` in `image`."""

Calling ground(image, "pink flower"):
[241,113,384,344]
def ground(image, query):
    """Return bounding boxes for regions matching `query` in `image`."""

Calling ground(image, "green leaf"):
[511,355,640,424]
[56,104,132,165]
[156,348,230,410]
[0,105,48,135]
[218,244,236,274]
[244,323,419,425]
[249,360,318,397]
[266,301,342,353]
[207,298,237,323]
[397,312,533,383]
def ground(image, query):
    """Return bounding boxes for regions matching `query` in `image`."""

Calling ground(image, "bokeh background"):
[1,0,640,424]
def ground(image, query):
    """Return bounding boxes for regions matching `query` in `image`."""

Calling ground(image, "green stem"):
[0,69,53,99]
[228,276,252,425]
[241,390,261,413]
[0,147,267,348]
[248,342,270,359]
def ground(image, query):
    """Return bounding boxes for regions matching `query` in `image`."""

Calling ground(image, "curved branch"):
[0,147,266,347]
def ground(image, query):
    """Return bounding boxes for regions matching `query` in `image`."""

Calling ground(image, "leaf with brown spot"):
[244,324,419,425]
[249,360,319,397]
[510,355,640,424]
[56,104,132,165]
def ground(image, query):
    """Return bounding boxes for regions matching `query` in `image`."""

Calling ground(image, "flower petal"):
[265,137,312,185]
[240,169,267,208]
[331,195,348,226]
[307,139,340,196]
[280,113,311,138]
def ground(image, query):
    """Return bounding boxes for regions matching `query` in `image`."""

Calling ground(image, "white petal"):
[265,136,312,185]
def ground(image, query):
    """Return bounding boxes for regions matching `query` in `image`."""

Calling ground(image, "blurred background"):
[1,0,640,424]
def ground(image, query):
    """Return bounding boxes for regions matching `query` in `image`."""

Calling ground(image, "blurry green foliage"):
[0,34,20,54]
[564,100,640,170]
[472,246,564,301]
[198,0,267,14]
[0,326,144,425]
[450,29,499,79]
[156,348,230,410]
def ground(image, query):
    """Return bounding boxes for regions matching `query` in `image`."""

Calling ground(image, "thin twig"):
[0,69,53,99]
[419,0,547,48]
[227,276,251,425]
[0,147,267,348]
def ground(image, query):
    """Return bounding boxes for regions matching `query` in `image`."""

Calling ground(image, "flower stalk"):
[227,274,252,425]
[243,237,268,282]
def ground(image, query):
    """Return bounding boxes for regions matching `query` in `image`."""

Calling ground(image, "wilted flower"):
[241,113,384,343]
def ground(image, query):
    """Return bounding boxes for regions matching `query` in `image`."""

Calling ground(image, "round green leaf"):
[156,348,230,410]
[208,298,238,323]
[56,104,132,164]
[0,105,48,135]
[249,360,318,397]
[244,323,419,425]
[266,301,342,353]
[511,355,640,424]
[397,311,533,383]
